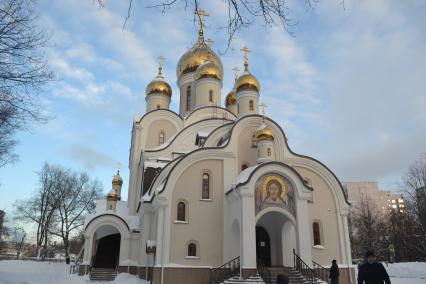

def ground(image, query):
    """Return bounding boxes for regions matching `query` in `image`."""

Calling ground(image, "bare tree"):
[49,171,102,263]
[14,163,65,259]
[11,226,26,259]
[403,156,426,258]
[0,0,53,167]
[97,0,322,47]
[350,193,388,259]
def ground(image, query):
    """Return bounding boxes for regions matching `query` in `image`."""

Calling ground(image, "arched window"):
[202,173,209,199]
[157,104,161,110]
[241,164,248,171]
[186,85,191,111]
[267,148,271,156]
[313,221,322,246]
[249,100,254,111]
[159,131,165,145]
[187,243,197,256]
[209,90,213,102]
[177,202,186,221]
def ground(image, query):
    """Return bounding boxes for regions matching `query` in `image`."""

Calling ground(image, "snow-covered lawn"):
[1,260,425,284]
[0,260,148,284]
[385,262,426,284]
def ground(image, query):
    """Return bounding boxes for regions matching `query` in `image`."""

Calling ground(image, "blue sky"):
[1,0,425,215]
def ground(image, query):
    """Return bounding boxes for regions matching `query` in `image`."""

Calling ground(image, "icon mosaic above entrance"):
[255,174,296,216]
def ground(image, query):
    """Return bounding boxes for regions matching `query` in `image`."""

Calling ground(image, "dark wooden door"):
[256,226,271,266]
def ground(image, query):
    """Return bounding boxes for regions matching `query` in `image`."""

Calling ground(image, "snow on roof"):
[144,161,167,169]
[231,165,260,188]
[197,131,210,137]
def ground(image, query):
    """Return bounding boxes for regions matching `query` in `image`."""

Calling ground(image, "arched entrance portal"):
[256,211,297,267]
[92,225,121,268]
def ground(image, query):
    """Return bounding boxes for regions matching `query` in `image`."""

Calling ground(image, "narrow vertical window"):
[313,222,321,246]
[202,173,209,199]
[177,202,186,221]
[157,104,161,109]
[249,100,254,111]
[209,90,213,102]
[251,133,257,147]
[267,148,271,156]
[188,243,197,256]
[186,85,192,111]
[159,131,165,145]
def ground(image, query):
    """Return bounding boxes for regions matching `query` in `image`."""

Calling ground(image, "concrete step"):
[90,268,117,281]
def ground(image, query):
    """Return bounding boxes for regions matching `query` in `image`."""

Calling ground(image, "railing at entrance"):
[312,260,329,283]
[257,259,272,284]
[210,256,240,284]
[293,249,317,284]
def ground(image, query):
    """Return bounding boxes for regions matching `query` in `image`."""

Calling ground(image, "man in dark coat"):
[329,259,339,284]
[358,251,391,284]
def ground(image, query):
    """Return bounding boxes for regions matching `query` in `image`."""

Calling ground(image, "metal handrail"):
[312,260,329,283]
[293,249,317,284]
[210,256,240,284]
[257,260,272,284]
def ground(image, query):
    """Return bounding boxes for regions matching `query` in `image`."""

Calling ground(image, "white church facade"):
[80,15,353,284]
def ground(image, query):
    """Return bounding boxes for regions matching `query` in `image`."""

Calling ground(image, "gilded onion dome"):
[106,189,119,201]
[235,46,260,93]
[256,125,274,142]
[195,60,222,80]
[112,170,123,186]
[146,65,172,98]
[235,70,260,93]
[225,90,237,106]
[177,39,223,78]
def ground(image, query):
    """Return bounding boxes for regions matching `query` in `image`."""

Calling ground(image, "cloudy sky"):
[0,0,425,213]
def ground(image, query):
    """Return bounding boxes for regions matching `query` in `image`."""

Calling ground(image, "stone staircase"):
[89,267,117,281]
[221,274,264,284]
[220,266,322,284]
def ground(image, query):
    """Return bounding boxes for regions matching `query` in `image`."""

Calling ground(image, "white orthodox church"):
[80,13,353,284]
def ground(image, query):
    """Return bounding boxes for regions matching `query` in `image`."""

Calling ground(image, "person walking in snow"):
[329,259,339,284]
[357,250,391,284]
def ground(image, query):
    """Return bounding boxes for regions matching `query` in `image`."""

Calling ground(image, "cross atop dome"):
[157,55,165,76]
[195,8,209,43]
[241,46,250,70]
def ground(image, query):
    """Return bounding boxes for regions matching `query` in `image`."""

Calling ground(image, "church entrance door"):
[92,225,121,269]
[256,226,271,266]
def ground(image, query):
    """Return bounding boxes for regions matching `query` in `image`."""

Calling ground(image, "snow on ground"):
[0,260,148,284]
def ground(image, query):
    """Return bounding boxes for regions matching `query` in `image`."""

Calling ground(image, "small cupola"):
[256,123,275,163]
[145,56,172,112]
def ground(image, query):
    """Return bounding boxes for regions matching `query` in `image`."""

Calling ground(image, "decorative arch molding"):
[136,108,183,125]
[84,214,131,239]
[255,206,297,226]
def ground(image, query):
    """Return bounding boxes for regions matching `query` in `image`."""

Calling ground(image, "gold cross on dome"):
[115,162,122,174]
[241,46,250,69]
[157,55,165,76]
[232,67,240,79]
[195,8,209,32]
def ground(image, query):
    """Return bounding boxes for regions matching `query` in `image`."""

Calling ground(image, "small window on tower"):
[267,148,271,156]
[186,86,192,111]
[209,90,213,102]
[249,100,254,111]
[157,104,161,110]
[159,131,165,145]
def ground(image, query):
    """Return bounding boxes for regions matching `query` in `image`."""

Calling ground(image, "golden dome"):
[256,127,274,142]
[107,189,119,201]
[235,71,260,93]
[112,170,123,186]
[195,60,222,80]
[225,90,237,106]
[146,77,172,98]
[177,43,223,78]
